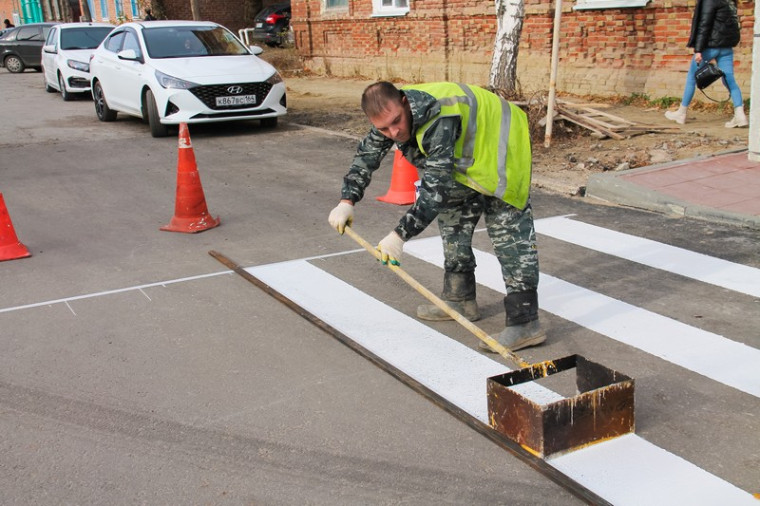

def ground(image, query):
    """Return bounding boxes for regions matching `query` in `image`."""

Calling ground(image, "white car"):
[41,22,114,101]
[89,20,287,137]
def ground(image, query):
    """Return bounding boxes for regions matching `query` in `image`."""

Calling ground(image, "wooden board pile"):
[551,100,680,139]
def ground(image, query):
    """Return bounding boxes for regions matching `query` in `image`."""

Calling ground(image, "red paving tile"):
[622,167,692,188]
[722,198,760,214]
[657,181,750,207]
[593,150,760,222]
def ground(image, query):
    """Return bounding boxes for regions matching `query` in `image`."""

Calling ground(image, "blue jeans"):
[681,47,744,108]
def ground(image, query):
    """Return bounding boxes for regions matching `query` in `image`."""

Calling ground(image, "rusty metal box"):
[487,354,634,458]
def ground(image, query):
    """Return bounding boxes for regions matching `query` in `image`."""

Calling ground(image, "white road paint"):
[405,237,760,398]
[0,271,231,314]
[535,215,760,298]
[248,259,756,505]
[2,217,757,502]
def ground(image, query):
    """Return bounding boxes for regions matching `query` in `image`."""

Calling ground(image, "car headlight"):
[155,70,197,90]
[67,59,89,72]
[266,72,283,85]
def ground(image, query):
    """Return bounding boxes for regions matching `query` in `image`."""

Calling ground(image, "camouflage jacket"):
[340,89,460,241]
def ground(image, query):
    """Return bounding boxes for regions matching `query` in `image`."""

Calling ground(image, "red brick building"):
[2,0,753,102]
[289,0,755,101]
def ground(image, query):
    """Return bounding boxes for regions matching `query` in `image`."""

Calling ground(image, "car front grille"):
[190,82,273,110]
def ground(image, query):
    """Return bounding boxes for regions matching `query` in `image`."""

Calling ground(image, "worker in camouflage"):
[328,81,545,352]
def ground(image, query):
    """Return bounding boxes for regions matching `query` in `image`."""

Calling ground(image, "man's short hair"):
[361,81,403,118]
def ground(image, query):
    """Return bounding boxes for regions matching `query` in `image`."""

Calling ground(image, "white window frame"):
[574,0,649,10]
[371,0,409,17]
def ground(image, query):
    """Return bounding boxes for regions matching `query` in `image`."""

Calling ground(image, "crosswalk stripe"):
[535,215,760,298]
[405,236,760,398]
[247,259,756,505]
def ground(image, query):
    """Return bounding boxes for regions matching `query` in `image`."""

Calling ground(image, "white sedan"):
[41,22,114,101]
[89,20,287,137]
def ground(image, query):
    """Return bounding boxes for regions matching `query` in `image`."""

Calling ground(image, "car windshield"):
[143,26,249,59]
[60,27,113,50]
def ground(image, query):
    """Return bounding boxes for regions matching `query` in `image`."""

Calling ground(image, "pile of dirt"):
[270,54,749,197]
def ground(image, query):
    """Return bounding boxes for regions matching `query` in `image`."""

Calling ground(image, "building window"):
[114,0,124,19]
[574,0,649,10]
[84,0,95,20]
[100,0,109,20]
[325,0,348,8]
[130,0,139,18]
[372,0,409,16]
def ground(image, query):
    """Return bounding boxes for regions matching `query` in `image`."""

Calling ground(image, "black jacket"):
[687,0,740,52]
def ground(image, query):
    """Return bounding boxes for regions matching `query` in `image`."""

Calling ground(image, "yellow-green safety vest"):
[403,82,532,210]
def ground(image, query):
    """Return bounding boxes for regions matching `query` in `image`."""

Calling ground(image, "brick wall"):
[292,0,755,102]
[0,0,16,24]
[156,0,271,32]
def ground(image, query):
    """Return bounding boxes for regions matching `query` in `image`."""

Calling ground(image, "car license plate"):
[216,95,256,106]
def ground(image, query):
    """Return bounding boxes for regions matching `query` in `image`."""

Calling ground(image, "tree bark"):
[190,0,201,20]
[489,0,525,92]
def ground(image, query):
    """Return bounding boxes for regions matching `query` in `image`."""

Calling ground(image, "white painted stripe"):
[548,433,754,505]
[0,249,360,315]
[248,259,562,418]
[535,215,760,298]
[405,238,760,398]
[0,271,232,314]
[249,259,756,505]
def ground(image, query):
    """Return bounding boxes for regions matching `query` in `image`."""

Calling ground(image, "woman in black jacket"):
[665,0,747,128]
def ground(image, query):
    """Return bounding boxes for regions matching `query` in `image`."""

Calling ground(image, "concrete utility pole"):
[544,0,562,147]
[749,0,759,161]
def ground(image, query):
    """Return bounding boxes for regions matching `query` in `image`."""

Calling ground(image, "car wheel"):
[5,55,24,73]
[92,80,117,121]
[261,117,278,128]
[58,73,73,101]
[44,72,55,93]
[145,89,168,138]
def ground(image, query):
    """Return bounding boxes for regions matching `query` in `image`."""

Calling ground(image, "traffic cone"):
[161,123,220,233]
[0,193,31,261]
[376,150,419,205]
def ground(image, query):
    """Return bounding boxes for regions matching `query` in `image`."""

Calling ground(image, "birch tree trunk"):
[489,0,525,92]
[190,0,201,20]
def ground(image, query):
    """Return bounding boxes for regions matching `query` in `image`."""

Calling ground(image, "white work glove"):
[376,231,404,266]
[328,201,354,234]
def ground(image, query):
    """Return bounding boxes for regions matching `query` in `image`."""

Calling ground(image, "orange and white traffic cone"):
[376,149,419,205]
[0,193,31,261]
[161,123,220,233]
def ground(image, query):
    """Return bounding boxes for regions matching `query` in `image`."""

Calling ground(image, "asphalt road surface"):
[1,71,758,505]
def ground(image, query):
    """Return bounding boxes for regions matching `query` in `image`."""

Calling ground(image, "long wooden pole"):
[343,227,529,368]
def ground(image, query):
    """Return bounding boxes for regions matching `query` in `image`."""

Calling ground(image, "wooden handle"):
[343,227,528,368]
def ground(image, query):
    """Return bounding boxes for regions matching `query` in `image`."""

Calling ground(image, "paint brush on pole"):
[342,226,636,457]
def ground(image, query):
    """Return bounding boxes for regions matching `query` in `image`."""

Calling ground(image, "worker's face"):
[369,95,412,143]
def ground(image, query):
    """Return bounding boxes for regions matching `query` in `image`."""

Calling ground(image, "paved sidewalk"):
[586,150,760,230]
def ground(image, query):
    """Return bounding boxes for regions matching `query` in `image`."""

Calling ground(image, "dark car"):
[251,2,291,47]
[0,22,59,73]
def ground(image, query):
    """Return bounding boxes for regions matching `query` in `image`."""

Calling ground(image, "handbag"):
[695,62,725,89]
[694,61,728,102]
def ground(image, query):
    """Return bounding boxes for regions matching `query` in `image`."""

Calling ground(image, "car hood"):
[61,48,97,62]
[150,55,276,84]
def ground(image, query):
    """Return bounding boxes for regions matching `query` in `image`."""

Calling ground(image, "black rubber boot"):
[480,290,546,352]
[417,271,480,322]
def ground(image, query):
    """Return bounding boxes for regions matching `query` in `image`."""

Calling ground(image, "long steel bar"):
[208,249,612,505]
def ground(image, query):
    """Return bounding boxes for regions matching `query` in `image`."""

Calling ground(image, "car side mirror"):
[248,45,263,56]
[117,49,142,62]
[43,44,56,54]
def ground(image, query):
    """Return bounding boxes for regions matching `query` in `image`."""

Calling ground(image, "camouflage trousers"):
[437,183,538,294]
